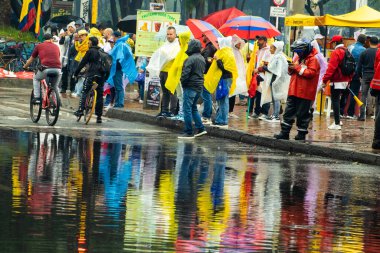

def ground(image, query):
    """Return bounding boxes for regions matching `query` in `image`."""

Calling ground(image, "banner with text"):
[135,10,180,57]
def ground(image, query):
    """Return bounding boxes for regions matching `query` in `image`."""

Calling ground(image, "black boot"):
[96,116,102,123]
[295,131,307,141]
[274,131,289,140]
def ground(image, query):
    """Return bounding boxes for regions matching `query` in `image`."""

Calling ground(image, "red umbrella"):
[186,19,223,49]
[202,7,246,29]
[219,16,281,40]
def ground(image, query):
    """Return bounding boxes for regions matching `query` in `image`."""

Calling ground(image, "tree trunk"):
[0,0,12,26]
[119,0,129,18]
[240,0,247,10]
[110,0,119,27]
[195,0,205,19]
[222,0,226,9]
[131,0,144,15]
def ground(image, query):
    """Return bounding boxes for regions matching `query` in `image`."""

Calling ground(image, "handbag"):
[216,79,228,100]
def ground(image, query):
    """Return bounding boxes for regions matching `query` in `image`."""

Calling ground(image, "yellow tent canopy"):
[285,14,325,27]
[324,5,380,28]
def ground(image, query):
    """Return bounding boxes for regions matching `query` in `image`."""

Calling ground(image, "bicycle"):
[76,81,98,125]
[29,69,61,126]
[7,42,37,72]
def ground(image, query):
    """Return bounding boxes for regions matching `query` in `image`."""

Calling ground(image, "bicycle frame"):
[40,79,51,109]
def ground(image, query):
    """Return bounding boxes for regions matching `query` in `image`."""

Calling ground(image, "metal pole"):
[276,17,279,29]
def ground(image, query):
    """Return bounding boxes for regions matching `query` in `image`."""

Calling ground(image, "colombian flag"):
[18,0,36,32]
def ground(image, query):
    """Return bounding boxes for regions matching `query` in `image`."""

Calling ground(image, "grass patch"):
[0,25,38,42]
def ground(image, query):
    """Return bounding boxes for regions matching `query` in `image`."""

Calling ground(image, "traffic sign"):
[273,0,285,6]
[270,6,287,18]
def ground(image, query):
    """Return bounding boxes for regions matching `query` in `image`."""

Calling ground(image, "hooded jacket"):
[288,47,321,101]
[322,44,352,84]
[74,46,101,78]
[180,40,206,92]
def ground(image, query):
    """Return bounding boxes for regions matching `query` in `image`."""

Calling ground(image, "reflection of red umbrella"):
[219,16,281,40]
[186,19,223,49]
[202,7,246,29]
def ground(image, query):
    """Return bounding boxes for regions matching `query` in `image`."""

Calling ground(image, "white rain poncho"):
[261,41,290,105]
[146,38,180,77]
[230,35,247,97]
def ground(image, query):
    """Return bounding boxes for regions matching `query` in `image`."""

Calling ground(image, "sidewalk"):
[106,98,380,165]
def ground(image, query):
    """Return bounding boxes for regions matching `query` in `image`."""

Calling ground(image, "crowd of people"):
[23,21,380,149]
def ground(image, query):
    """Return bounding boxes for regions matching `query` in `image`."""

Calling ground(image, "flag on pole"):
[91,0,98,25]
[18,0,36,32]
[35,0,43,36]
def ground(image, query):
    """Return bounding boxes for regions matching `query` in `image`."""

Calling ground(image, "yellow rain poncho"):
[89,27,105,47]
[204,37,238,95]
[165,31,191,94]
[246,38,274,88]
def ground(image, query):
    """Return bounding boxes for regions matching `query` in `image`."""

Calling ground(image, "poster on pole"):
[135,10,180,57]
[144,74,161,108]
[79,0,90,23]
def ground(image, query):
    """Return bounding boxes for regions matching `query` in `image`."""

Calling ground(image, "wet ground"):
[1,126,380,253]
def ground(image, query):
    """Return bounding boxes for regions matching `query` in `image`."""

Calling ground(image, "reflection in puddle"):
[1,130,380,252]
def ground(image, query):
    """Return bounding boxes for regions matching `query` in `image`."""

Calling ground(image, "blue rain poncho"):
[107,35,138,86]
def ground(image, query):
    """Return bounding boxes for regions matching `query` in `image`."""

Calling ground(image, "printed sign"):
[52,1,73,17]
[150,3,165,12]
[145,74,161,107]
[135,10,181,57]
[270,6,287,18]
[80,0,90,23]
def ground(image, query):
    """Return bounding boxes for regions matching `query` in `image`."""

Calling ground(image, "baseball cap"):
[329,35,343,44]
[256,35,267,41]
[314,34,324,40]
[78,29,88,36]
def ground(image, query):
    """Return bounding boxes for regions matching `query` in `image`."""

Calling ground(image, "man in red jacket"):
[274,40,321,141]
[322,35,352,130]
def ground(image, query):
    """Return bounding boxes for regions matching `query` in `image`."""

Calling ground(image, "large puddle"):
[1,129,380,252]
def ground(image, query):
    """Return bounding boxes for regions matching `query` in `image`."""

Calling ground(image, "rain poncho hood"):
[165,31,191,94]
[146,38,180,77]
[311,39,328,90]
[75,35,89,62]
[89,27,105,47]
[106,35,137,86]
[231,35,247,96]
[261,41,290,104]
[204,37,238,95]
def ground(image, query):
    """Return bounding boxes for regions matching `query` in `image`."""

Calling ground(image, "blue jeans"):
[201,87,212,119]
[183,88,204,135]
[137,80,144,100]
[215,78,232,125]
[113,70,124,107]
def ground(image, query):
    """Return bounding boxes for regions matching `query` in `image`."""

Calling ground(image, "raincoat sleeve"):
[180,59,192,85]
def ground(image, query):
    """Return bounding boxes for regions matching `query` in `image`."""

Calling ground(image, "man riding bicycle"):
[24,33,62,103]
[73,36,105,123]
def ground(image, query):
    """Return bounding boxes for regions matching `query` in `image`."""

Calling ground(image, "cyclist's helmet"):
[291,39,312,58]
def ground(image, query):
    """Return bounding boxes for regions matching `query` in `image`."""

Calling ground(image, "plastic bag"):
[216,79,229,100]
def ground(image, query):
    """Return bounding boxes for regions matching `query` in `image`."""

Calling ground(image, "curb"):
[106,108,380,166]
[0,78,31,89]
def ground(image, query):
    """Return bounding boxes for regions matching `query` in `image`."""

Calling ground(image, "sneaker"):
[156,112,165,118]
[166,112,175,118]
[371,115,376,120]
[201,117,212,125]
[271,117,281,123]
[96,116,102,123]
[32,97,41,104]
[258,114,268,120]
[194,129,207,137]
[71,93,79,98]
[178,133,195,140]
[74,110,84,117]
[346,115,357,120]
[228,112,239,119]
[357,116,365,121]
[139,100,144,104]
[340,121,343,126]
[263,115,273,122]
[328,123,341,130]
[249,113,260,119]
[171,115,184,122]
[211,123,229,129]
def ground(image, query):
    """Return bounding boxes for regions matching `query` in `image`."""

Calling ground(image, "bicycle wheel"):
[7,58,25,72]
[84,89,97,125]
[45,88,60,126]
[30,89,42,123]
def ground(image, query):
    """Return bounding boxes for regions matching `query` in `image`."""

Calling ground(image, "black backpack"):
[340,48,356,76]
[98,48,113,79]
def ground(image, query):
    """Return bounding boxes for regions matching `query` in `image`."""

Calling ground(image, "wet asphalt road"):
[1,86,380,252]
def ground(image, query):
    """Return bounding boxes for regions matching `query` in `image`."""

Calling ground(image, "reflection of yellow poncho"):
[75,36,89,62]
[165,31,191,94]
[204,47,238,95]
[246,38,274,87]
